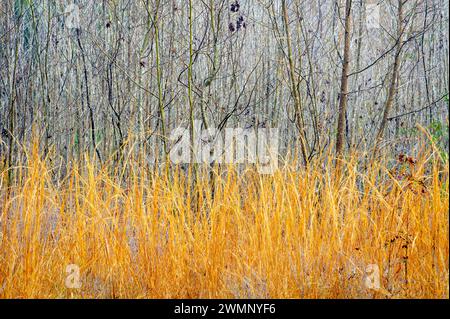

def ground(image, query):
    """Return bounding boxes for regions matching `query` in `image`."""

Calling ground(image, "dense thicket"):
[0,0,448,166]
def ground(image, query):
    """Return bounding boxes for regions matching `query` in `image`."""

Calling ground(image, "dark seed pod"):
[1,128,9,138]
[229,22,235,33]
[231,1,240,12]
[320,91,326,103]
[232,15,245,31]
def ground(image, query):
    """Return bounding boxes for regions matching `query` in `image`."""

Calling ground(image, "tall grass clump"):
[0,141,448,298]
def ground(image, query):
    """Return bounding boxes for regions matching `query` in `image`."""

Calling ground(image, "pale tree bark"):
[373,0,405,156]
[281,0,309,166]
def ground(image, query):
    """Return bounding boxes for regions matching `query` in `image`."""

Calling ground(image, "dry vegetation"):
[0,136,448,298]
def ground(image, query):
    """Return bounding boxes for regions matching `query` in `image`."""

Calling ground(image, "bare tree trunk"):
[7,31,19,188]
[154,0,167,155]
[76,28,102,164]
[188,0,196,163]
[336,0,353,159]
[281,0,309,166]
[373,0,405,155]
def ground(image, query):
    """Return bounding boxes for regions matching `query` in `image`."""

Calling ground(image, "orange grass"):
[0,144,448,298]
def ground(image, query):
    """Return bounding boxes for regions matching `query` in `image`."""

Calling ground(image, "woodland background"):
[0,0,448,166]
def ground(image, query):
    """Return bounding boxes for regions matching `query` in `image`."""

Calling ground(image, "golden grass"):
[0,143,448,298]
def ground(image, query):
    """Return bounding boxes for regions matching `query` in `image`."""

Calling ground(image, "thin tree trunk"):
[154,0,167,155]
[336,0,353,159]
[76,28,102,164]
[373,0,405,156]
[188,0,196,163]
[281,0,309,166]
